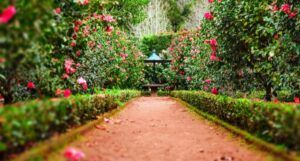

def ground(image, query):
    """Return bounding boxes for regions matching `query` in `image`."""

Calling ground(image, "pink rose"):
[54,8,61,14]
[204,79,212,84]
[281,4,291,14]
[0,6,16,24]
[77,77,88,91]
[204,12,214,20]
[64,59,76,75]
[210,54,220,61]
[101,14,115,23]
[70,42,76,47]
[64,89,72,98]
[64,147,85,161]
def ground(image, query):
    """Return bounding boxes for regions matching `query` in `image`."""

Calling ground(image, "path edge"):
[173,97,300,161]
[11,97,140,161]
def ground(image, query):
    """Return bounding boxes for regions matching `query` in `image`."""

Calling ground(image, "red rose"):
[27,82,36,89]
[76,50,81,56]
[289,11,297,19]
[211,87,218,95]
[105,26,114,33]
[74,26,80,32]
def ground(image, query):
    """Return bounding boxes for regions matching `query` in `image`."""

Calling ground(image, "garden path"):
[54,97,275,161]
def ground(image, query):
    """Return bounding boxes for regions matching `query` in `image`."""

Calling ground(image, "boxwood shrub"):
[171,90,300,151]
[0,90,140,157]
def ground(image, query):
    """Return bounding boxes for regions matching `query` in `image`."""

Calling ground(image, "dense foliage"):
[160,0,299,101]
[167,29,211,90]
[166,0,201,31]
[140,34,173,56]
[172,90,300,150]
[0,0,148,103]
[200,0,300,100]
[0,90,141,158]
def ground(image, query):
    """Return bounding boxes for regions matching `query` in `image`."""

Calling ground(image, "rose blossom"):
[0,6,16,24]
[27,82,36,89]
[211,87,218,95]
[101,14,115,22]
[64,147,85,161]
[281,4,291,14]
[204,79,212,84]
[105,26,114,33]
[54,8,61,14]
[204,12,214,20]
[77,77,88,91]
[64,89,72,98]
[65,59,76,75]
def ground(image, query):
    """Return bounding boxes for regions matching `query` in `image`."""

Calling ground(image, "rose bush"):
[163,0,299,102]
[200,0,300,100]
[0,0,149,103]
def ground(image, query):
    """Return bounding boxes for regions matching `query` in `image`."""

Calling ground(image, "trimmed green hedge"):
[157,90,171,96]
[171,90,300,151]
[0,90,140,157]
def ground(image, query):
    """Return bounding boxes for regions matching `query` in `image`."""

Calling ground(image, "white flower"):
[77,77,86,85]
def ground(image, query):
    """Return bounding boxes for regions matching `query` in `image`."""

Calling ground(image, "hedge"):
[0,90,140,158]
[171,90,300,151]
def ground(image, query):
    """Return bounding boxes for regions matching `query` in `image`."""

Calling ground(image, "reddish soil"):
[61,97,273,161]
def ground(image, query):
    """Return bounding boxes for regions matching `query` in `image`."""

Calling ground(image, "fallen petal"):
[104,118,110,123]
[95,125,106,130]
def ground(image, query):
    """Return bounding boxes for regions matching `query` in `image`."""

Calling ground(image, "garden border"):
[173,98,300,161]
[11,97,139,161]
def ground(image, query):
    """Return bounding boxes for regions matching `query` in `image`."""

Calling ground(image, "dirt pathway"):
[54,97,275,161]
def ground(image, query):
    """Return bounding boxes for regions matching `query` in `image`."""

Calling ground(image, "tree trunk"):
[264,83,272,101]
[3,92,13,104]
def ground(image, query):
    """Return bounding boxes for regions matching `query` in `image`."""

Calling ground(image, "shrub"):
[167,30,212,90]
[201,0,300,100]
[171,90,300,150]
[0,0,148,104]
[157,90,171,96]
[277,90,294,102]
[0,90,140,158]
